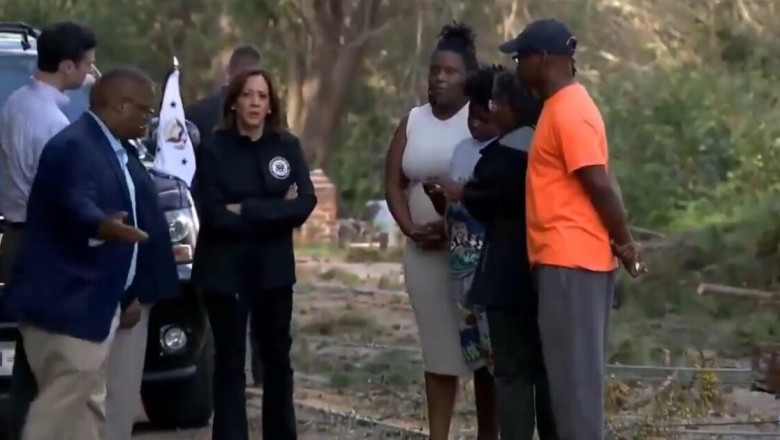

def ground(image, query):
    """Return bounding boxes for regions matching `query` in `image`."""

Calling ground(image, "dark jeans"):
[2,226,36,440]
[488,308,556,440]
[250,319,263,386]
[205,287,296,440]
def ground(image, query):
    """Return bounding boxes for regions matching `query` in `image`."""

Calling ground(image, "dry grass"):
[298,311,384,338]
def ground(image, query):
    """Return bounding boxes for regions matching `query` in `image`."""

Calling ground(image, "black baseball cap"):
[499,19,577,57]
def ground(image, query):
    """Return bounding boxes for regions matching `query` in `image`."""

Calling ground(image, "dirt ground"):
[133,259,780,439]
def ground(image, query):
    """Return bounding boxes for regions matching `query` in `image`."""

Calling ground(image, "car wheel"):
[141,331,214,429]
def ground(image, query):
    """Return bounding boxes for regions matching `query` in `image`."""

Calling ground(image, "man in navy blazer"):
[104,140,179,440]
[3,67,155,440]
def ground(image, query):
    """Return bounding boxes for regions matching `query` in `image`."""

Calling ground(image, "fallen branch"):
[697,283,780,305]
[297,281,406,297]
[626,372,678,411]
[630,226,666,239]
[300,335,421,354]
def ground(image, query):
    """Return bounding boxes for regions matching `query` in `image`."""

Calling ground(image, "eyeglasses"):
[123,97,155,118]
[512,50,547,63]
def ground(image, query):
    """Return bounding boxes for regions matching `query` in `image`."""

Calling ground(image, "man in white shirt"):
[0,21,96,440]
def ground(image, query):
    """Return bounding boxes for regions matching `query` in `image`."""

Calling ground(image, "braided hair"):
[427,22,478,104]
[433,21,478,72]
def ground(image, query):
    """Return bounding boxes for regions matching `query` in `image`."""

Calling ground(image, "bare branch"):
[285,1,314,37]
[327,0,344,28]
[312,0,338,41]
[347,17,399,48]
[630,226,666,239]
[357,0,381,30]
[346,0,406,49]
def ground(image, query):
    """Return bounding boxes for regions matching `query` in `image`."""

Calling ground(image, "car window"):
[0,54,91,122]
[0,54,35,111]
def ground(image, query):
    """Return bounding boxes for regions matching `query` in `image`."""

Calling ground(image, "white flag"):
[153,69,196,186]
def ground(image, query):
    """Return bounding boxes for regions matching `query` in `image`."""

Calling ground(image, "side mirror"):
[186,120,201,149]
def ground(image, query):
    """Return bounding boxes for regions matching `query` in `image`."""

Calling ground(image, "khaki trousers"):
[105,305,150,440]
[21,310,119,440]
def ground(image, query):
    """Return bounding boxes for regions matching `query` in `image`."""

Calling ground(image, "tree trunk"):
[279,0,393,168]
[299,45,364,167]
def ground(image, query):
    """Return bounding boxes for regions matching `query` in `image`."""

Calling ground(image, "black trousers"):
[205,287,296,440]
[488,307,556,440]
[2,226,36,440]
[249,318,263,386]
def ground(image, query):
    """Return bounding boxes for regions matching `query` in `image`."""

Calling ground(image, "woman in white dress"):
[385,23,496,440]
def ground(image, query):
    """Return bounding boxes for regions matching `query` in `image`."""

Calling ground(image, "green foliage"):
[0,0,227,102]
[4,1,780,357]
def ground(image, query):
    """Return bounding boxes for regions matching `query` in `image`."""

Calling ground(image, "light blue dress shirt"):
[0,79,71,222]
[87,111,137,290]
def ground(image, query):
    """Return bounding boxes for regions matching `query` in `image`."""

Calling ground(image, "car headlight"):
[165,209,193,243]
[160,325,188,354]
[165,208,198,264]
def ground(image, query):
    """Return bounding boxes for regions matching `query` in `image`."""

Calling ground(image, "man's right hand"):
[612,240,647,278]
[119,299,142,329]
[97,212,148,243]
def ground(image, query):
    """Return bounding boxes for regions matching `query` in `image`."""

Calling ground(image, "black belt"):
[6,222,25,230]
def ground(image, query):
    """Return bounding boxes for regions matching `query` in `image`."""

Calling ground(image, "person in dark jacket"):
[460,70,556,440]
[184,43,266,386]
[185,44,261,146]
[103,140,179,440]
[192,68,316,440]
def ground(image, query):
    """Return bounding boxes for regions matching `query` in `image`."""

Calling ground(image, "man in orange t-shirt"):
[500,19,646,440]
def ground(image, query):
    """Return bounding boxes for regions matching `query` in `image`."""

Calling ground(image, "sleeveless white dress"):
[402,103,471,377]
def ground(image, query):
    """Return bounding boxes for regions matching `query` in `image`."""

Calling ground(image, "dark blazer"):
[463,128,534,311]
[2,114,135,342]
[120,143,179,309]
[192,127,316,295]
[185,89,224,146]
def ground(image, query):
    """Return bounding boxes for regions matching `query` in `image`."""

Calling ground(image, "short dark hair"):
[227,45,262,76]
[492,71,542,127]
[465,64,505,109]
[37,21,97,73]
[89,66,154,108]
[220,69,283,130]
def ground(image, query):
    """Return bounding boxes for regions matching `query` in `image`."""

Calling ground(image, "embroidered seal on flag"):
[269,156,290,179]
[164,118,187,150]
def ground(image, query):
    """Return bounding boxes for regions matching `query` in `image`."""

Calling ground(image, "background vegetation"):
[3,0,780,363]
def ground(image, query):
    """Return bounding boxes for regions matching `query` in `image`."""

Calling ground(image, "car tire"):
[141,331,214,429]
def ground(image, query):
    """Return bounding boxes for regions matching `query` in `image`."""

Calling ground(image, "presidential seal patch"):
[269,156,291,179]
[164,118,187,150]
